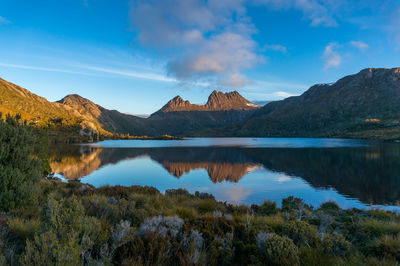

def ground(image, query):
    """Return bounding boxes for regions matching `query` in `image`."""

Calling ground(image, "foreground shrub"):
[113,233,188,265]
[257,201,278,216]
[322,232,351,257]
[320,201,341,214]
[283,220,317,247]
[257,232,300,265]
[139,215,184,238]
[22,196,110,265]
[0,115,44,211]
[282,196,311,220]
[369,234,400,261]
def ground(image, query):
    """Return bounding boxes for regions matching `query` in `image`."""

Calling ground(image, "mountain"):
[0,78,102,142]
[58,94,150,136]
[0,79,151,141]
[154,90,259,113]
[0,78,259,139]
[0,78,80,126]
[148,90,260,136]
[204,67,400,139]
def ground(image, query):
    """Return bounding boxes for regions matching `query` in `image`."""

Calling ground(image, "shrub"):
[282,196,311,220]
[0,115,44,211]
[166,188,193,198]
[139,215,184,238]
[183,229,205,264]
[7,217,39,240]
[176,206,198,220]
[322,232,351,257]
[258,201,278,216]
[207,235,234,265]
[112,233,186,265]
[283,220,317,247]
[257,232,300,265]
[112,220,132,250]
[360,219,400,238]
[368,234,400,261]
[195,191,215,200]
[22,196,109,265]
[193,199,220,214]
[320,201,341,213]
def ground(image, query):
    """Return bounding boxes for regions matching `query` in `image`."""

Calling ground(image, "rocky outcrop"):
[154,90,260,114]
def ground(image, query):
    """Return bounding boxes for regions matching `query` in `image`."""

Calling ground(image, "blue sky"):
[0,0,399,114]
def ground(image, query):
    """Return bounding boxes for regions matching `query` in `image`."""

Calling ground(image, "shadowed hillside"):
[201,68,400,140]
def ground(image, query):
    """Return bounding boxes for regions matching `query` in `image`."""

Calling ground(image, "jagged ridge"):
[155,90,260,113]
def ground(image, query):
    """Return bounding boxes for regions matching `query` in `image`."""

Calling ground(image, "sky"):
[0,0,400,115]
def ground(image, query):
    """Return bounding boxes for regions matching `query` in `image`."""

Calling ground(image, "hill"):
[202,68,400,140]
[0,78,260,139]
[58,94,150,136]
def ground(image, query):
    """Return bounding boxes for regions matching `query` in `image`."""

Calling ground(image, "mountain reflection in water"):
[50,144,400,208]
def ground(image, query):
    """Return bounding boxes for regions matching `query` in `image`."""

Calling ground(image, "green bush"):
[360,219,400,238]
[113,233,188,265]
[322,232,351,257]
[0,115,45,211]
[320,201,341,213]
[22,196,109,265]
[368,234,400,261]
[257,233,300,265]
[166,188,193,198]
[283,220,317,247]
[258,201,278,216]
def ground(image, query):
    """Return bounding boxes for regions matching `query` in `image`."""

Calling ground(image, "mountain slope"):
[58,94,150,136]
[0,78,80,127]
[0,79,151,140]
[204,67,400,139]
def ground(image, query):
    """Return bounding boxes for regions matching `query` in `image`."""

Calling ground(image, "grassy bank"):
[0,179,399,265]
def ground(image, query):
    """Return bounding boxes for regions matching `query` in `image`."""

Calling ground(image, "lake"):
[49,138,400,211]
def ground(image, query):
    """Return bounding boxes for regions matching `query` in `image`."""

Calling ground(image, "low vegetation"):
[1,181,400,265]
[1,114,400,265]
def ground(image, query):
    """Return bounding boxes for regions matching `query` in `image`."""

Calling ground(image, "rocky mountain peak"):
[205,90,259,110]
[154,90,260,114]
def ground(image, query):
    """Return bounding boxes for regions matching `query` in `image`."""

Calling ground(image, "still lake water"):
[50,138,400,211]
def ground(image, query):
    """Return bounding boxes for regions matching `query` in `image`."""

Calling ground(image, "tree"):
[0,114,44,211]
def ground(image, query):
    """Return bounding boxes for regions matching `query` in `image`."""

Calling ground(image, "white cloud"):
[220,72,252,88]
[350,41,368,51]
[264,44,288,53]
[245,91,300,100]
[0,61,211,87]
[255,0,338,27]
[322,42,341,69]
[274,91,298,98]
[0,62,92,75]
[276,175,293,183]
[130,0,261,88]
[0,16,10,25]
